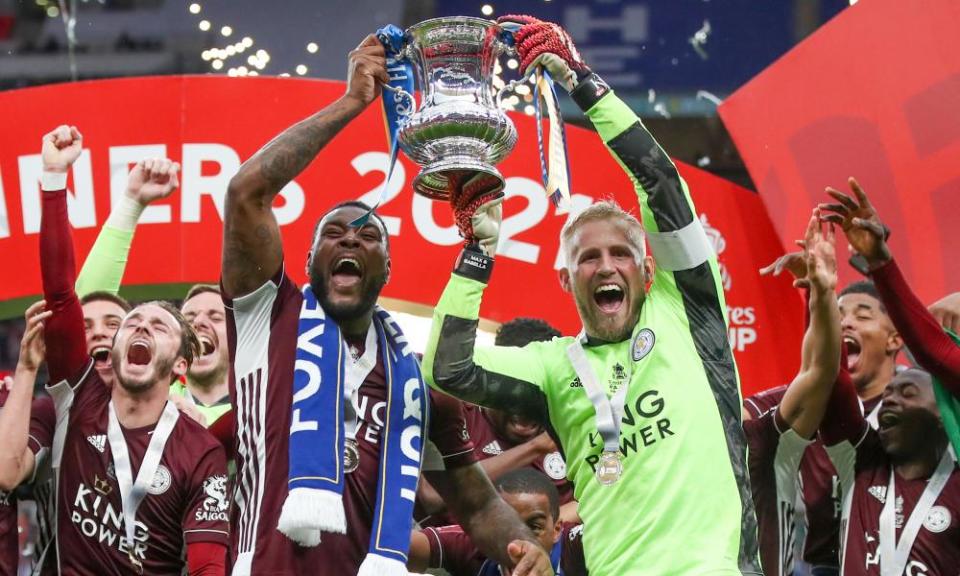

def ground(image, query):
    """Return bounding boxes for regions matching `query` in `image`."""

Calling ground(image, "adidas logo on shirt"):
[570,377,583,388]
[482,441,502,456]
[87,434,106,453]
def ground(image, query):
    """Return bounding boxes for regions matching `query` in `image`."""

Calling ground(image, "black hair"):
[495,468,560,521]
[312,200,390,251]
[80,291,132,313]
[495,317,561,347]
[839,280,886,313]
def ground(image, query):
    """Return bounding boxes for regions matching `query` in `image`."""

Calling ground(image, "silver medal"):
[596,451,622,486]
[343,438,360,474]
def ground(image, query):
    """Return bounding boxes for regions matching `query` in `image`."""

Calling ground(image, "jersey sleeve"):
[423,525,483,574]
[422,273,551,421]
[182,441,230,546]
[40,189,90,385]
[74,225,134,298]
[871,259,960,392]
[426,390,478,470]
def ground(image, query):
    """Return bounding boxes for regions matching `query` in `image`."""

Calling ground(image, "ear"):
[887,330,904,357]
[172,356,189,380]
[384,256,392,285]
[305,251,313,278]
[558,267,572,293]
[642,255,655,283]
[552,518,563,545]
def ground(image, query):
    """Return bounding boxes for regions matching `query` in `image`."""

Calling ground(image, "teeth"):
[594,284,623,295]
[337,257,360,268]
[199,336,215,355]
[843,337,856,345]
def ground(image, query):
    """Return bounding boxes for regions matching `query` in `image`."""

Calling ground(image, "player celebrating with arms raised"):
[423,16,760,575]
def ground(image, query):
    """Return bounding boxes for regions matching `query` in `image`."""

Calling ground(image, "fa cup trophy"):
[378,17,518,200]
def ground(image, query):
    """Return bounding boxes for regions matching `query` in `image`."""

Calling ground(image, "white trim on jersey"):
[229,276,282,576]
[772,425,812,576]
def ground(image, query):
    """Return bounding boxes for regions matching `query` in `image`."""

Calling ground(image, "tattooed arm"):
[222,34,388,297]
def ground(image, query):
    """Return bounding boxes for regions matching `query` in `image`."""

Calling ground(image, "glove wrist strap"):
[570,72,611,112]
[454,246,494,284]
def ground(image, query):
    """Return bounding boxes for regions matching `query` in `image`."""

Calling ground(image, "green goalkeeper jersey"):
[423,81,760,575]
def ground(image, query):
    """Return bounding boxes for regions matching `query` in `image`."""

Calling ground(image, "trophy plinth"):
[396,17,517,200]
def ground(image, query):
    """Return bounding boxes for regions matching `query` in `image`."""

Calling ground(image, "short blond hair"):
[559,200,646,269]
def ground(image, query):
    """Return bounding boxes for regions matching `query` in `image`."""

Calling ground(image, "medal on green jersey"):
[567,336,630,486]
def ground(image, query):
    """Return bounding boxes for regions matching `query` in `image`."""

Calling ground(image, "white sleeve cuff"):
[40,171,68,191]
[105,193,146,232]
[646,217,715,271]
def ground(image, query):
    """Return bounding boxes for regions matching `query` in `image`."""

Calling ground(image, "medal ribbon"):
[533,68,572,213]
[878,448,954,576]
[342,322,378,440]
[566,335,630,455]
[107,400,179,569]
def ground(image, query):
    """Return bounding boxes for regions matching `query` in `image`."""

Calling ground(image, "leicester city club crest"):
[632,328,655,362]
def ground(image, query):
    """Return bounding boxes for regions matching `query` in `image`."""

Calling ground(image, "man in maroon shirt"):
[409,468,587,576]
[745,213,842,576]
[36,124,230,575]
[220,35,550,576]
[821,176,960,391]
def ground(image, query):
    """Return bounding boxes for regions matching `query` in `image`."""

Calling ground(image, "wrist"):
[337,93,370,115]
[106,193,147,232]
[453,245,494,284]
[569,72,611,112]
[865,250,892,272]
[42,164,69,174]
[40,171,68,191]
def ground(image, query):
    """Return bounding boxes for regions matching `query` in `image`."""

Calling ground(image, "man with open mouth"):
[423,15,760,575]
[175,285,232,425]
[30,125,231,575]
[218,34,551,576]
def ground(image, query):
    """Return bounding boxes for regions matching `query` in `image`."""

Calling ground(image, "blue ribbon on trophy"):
[350,24,414,227]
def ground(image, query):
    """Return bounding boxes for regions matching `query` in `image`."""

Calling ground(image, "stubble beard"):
[310,269,387,325]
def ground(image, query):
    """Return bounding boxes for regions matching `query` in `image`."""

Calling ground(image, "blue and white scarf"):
[277,285,428,576]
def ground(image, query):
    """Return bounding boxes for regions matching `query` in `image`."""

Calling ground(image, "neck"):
[856,365,895,401]
[339,311,373,339]
[186,372,228,406]
[111,382,168,428]
[894,436,948,481]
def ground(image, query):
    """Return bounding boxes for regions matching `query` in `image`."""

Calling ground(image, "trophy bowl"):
[396,17,518,200]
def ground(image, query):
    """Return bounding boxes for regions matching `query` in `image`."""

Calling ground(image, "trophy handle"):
[496,78,526,109]
[382,84,416,118]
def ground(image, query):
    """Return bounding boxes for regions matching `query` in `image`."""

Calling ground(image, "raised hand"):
[19,301,51,373]
[929,292,960,334]
[506,539,554,576]
[126,158,180,205]
[448,171,504,257]
[41,125,83,173]
[497,15,588,91]
[818,177,891,270]
[759,251,807,281]
[801,211,838,295]
[344,34,388,108]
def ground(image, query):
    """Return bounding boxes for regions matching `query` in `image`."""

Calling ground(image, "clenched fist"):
[344,34,389,108]
[127,158,181,205]
[42,125,83,173]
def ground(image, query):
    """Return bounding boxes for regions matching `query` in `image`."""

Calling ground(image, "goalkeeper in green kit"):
[423,16,762,575]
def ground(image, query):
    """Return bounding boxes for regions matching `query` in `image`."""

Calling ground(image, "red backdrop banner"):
[0,76,802,395]
[719,0,960,302]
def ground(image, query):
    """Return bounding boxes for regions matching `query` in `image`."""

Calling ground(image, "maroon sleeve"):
[183,440,230,546]
[206,409,235,461]
[871,259,960,392]
[560,524,587,576]
[428,390,478,469]
[27,397,56,455]
[40,190,89,384]
[423,525,484,574]
[187,542,226,576]
[820,346,868,446]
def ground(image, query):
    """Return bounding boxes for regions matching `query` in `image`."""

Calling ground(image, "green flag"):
[932,329,960,457]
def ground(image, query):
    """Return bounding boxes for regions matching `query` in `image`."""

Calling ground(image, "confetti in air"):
[697,156,711,168]
[689,19,711,60]
[653,102,671,119]
[696,90,723,107]
[647,88,656,104]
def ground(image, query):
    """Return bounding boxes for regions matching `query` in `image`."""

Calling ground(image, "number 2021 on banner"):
[351,151,594,271]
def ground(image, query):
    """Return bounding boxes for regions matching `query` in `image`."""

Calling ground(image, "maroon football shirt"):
[0,388,17,576]
[463,404,574,504]
[47,362,230,575]
[743,386,811,576]
[423,522,587,576]
[224,269,477,575]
